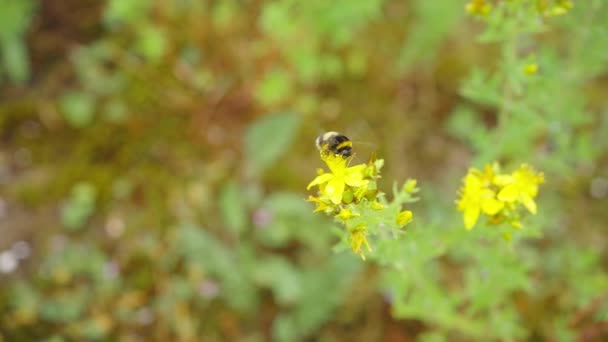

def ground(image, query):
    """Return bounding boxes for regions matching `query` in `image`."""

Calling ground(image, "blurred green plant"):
[0,0,36,85]
[429,0,608,339]
[245,111,300,175]
[61,182,97,231]
[59,91,97,128]
[1,0,607,341]
[259,0,382,84]
[1,109,362,341]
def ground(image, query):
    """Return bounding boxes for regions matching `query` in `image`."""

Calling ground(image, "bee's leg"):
[346,153,355,166]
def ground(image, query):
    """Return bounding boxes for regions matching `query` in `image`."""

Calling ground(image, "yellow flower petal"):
[481,197,504,215]
[344,165,367,186]
[497,184,518,202]
[326,177,345,204]
[464,172,482,188]
[520,194,537,214]
[307,196,331,213]
[337,208,359,221]
[307,173,334,190]
[464,205,480,230]
[349,227,372,260]
[345,175,367,188]
[494,174,512,187]
[322,153,348,174]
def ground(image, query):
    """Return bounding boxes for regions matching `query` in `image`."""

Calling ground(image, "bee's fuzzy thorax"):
[316,131,352,158]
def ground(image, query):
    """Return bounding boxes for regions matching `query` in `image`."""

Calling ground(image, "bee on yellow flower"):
[308,132,375,208]
[306,152,368,205]
[457,163,544,230]
[307,132,416,260]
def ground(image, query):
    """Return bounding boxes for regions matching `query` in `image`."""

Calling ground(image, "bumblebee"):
[315,131,353,158]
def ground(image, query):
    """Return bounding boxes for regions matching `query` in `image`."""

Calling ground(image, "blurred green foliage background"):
[0,0,607,340]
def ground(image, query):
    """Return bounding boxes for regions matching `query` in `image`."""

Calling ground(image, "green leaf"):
[212,0,238,31]
[40,290,88,322]
[0,0,36,85]
[446,106,477,138]
[397,0,464,72]
[219,181,248,235]
[60,91,96,128]
[245,111,300,173]
[292,255,360,335]
[136,25,167,63]
[1,37,29,84]
[104,0,151,26]
[259,2,297,41]
[254,69,293,106]
[272,314,299,342]
[42,336,65,342]
[254,257,301,305]
[61,182,97,230]
[102,99,128,123]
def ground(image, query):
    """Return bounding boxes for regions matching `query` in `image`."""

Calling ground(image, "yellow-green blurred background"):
[1,0,607,341]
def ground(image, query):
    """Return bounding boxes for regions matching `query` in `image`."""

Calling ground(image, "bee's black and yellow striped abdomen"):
[316,131,353,158]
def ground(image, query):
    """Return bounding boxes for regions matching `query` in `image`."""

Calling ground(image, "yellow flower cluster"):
[456,163,544,230]
[537,0,574,16]
[307,151,381,259]
[466,0,574,18]
[307,148,414,260]
[466,0,492,16]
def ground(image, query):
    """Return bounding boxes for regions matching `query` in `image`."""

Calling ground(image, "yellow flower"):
[466,0,492,16]
[307,196,333,213]
[349,225,372,260]
[371,201,384,210]
[497,164,544,214]
[457,169,504,230]
[402,179,418,194]
[536,0,549,12]
[549,6,567,15]
[307,144,418,260]
[523,63,538,75]
[544,2,571,16]
[457,163,544,231]
[307,153,368,204]
[337,208,359,221]
[558,0,573,10]
[353,182,369,201]
[396,210,413,227]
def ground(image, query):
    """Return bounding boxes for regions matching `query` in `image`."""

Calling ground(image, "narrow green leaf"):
[219,181,248,235]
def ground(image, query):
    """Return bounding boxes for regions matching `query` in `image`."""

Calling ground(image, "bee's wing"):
[350,140,378,163]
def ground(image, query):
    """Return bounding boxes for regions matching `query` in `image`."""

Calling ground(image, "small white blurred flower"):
[0,250,18,274]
